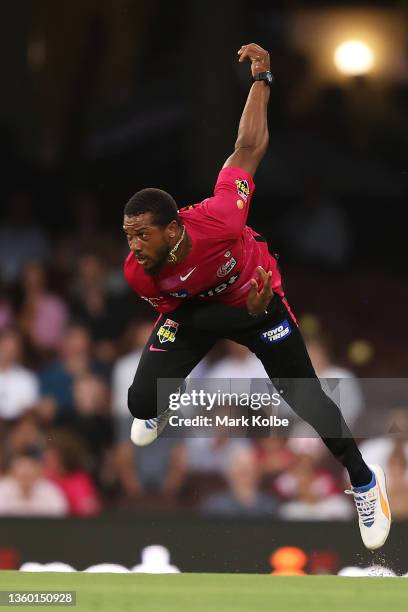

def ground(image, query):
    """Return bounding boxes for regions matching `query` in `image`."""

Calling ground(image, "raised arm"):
[223,43,271,177]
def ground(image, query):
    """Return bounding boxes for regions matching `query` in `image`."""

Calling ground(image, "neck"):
[168,225,191,264]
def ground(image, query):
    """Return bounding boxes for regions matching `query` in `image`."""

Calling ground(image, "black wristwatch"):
[252,71,274,87]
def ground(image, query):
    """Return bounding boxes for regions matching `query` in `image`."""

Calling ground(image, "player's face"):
[123,213,175,276]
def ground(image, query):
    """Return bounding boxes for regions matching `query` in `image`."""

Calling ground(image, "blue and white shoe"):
[130,380,187,447]
[345,464,391,550]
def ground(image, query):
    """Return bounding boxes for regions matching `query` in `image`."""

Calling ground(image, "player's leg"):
[229,295,391,549]
[128,313,217,446]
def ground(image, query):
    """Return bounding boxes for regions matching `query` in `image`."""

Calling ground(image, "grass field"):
[1,572,407,612]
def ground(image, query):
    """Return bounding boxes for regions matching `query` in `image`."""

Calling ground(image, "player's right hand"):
[246,266,274,316]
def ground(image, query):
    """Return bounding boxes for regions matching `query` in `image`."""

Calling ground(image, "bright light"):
[334,40,374,76]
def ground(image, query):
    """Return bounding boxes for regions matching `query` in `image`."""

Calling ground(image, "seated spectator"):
[201,447,278,517]
[43,430,101,516]
[39,324,106,418]
[255,438,296,480]
[70,254,131,366]
[277,453,352,520]
[184,436,252,477]
[0,449,68,516]
[386,443,408,519]
[67,373,114,487]
[4,414,45,458]
[0,276,14,333]
[17,260,69,353]
[0,191,49,283]
[206,340,268,379]
[112,320,154,417]
[359,408,408,467]
[113,411,185,502]
[0,329,39,421]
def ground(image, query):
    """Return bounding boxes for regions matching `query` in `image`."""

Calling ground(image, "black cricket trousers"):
[128,294,364,475]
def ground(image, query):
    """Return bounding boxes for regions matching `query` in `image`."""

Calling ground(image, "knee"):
[127,384,156,420]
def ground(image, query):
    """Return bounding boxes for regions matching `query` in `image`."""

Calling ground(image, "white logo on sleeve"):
[261,320,292,344]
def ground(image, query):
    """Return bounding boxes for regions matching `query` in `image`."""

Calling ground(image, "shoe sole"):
[366,464,392,551]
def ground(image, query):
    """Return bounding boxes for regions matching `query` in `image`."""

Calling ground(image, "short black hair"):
[124,188,180,227]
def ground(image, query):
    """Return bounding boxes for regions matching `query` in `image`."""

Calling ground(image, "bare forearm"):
[223,43,271,175]
[235,81,270,153]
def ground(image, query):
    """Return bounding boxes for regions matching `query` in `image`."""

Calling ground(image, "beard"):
[144,245,170,276]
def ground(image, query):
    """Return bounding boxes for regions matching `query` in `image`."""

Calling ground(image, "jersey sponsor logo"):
[235,179,250,201]
[261,319,292,344]
[169,289,189,298]
[216,256,237,278]
[199,273,240,298]
[157,318,179,344]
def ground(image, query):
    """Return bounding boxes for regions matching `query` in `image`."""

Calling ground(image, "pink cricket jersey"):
[124,166,284,314]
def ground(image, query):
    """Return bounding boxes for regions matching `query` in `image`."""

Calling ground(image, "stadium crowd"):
[1,201,407,521]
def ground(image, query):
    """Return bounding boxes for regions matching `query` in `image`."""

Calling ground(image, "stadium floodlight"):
[334,40,374,76]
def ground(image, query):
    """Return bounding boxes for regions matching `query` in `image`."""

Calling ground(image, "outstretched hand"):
[238,43,270,78]
[246,266,274,316]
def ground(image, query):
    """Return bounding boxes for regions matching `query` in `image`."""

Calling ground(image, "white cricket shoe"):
[130,380,186,447]
[130,408,172,447]
[345,464,391,551]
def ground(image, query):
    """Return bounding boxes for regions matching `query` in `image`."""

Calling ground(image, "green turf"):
[0,572,406,612]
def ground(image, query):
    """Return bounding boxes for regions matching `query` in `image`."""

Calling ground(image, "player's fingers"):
[239,43,268,62]
[260,271,273,295]
[238,45,249,62]
[248,278,258,293]
[256,266,268,281]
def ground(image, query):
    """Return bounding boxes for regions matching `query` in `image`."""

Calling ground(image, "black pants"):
[128,295,364,475]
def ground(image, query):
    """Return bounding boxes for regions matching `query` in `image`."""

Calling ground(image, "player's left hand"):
[238,43,270,78]
[246,266,274,316]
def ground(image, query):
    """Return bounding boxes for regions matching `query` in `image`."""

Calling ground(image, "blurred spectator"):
[70,254,130,365]
[0,277,14,333]
[201,447,277,517]
[0,329,39,420]
[305,334,363,429]
[0,192,49,283]
[183,436,252,477]
[206,340,268,379]
[385,443,408,520]
[114,418,185,501]
[112,320,153,416]
[255,438,296,480]
[67,373,114,486]
[277,453,352,520]
[17,260,69,352]
[359,408,408,467]
[39,324,106,417]
[43,430,101,516]
[4,414,44,458]
[0,450,68,516]
[281,177,350,268]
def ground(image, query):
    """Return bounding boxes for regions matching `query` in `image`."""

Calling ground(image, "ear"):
[166,219,179,240]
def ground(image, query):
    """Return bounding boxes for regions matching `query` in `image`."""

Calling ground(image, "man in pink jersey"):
[122,43,390,550]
